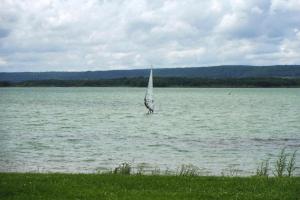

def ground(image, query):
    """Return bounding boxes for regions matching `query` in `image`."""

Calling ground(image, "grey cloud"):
[0,28,10,38]
[0,0,299,72]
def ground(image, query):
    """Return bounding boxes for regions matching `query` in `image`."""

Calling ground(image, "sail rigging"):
[144,68,154,113]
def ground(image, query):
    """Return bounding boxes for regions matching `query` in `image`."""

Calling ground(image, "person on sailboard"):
[150,100,154,113]
[144,98,154,113]
[149,106,154,113]
[144,98,148,109]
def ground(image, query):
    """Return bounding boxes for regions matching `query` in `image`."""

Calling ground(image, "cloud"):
[0,57,7,65]
[0,0,299,72]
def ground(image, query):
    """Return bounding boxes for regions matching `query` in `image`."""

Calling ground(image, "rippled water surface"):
[0,87,299,175]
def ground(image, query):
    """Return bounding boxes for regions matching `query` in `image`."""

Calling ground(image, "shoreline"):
[1,77,300,88]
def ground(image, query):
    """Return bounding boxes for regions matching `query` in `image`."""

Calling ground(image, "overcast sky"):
[0,0,300,72]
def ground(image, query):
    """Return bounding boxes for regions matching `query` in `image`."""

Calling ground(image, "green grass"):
[1,173,300,200]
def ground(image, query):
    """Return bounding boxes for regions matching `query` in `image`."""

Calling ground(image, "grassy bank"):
[1,173,299,200]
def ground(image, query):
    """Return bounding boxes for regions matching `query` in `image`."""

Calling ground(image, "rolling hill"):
[0,65,300,82]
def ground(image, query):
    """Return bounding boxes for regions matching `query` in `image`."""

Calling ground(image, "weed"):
[151,167,161,175]
[256,159,269,177]
[177,164,199,176]
[274,148,287,177]
[287,150,297,177]
[113,163,131,175]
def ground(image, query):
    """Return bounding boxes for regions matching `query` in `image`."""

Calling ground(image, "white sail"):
[144,69,154,113]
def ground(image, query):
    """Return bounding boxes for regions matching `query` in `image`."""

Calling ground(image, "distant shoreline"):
[1,77,300,88]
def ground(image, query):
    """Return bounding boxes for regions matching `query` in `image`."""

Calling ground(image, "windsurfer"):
[144,98,154,114]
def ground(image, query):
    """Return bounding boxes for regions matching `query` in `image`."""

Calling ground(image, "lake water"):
[0,87,299,175]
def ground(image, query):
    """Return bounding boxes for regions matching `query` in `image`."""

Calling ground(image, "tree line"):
[1,77,300,87]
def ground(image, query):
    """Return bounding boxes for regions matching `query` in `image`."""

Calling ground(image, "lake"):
[0,87,299,175]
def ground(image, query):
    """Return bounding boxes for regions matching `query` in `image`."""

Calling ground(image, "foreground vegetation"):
[0,150,298,200]
[1,173,300,200]
[1,77,300,87]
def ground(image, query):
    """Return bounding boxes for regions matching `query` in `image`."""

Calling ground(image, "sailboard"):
[144,68,154,113]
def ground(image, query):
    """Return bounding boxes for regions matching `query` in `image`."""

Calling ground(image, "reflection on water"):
[0,87,300,175]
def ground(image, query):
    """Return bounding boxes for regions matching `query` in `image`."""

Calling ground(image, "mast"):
[144,68,154,113]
